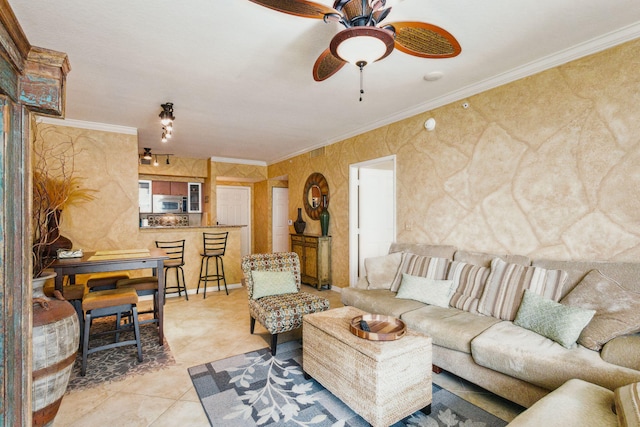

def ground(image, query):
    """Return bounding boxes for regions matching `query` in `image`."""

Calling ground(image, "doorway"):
[216,185,252,257]
[349,156,396,286]
[272,187,289,252]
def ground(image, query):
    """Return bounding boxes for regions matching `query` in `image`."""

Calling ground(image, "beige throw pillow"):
[561,269,640,351]
[478,257,567,321]
[364,252,403,290]
[389,253,450,292]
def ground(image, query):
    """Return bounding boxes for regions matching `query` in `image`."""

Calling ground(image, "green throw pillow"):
[395,273,455,308]
[251,270,297,300]
[514,289,596,348]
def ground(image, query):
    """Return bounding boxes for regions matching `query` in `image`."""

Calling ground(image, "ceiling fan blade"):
[372,7,392,24]
[313,48,346,81]
[248,0,337,19]
[386,21,461,58]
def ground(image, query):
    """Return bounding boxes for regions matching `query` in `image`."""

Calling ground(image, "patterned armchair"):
[241,252,330,355]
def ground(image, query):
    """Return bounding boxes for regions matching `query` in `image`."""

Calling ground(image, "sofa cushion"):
[507,379,617,427]
[453,250,531,267]
[478,258,567,321]
[401,305,501,353]
[389,253,450,292]
[601,334,640,371]
[364,252,403,290]
[471,321,640,392]
[614,382,640,427]
[447,261,490,314]
[340,288,425,318]
[514,289,595,348]
[389,243,456,259]
[561,269,640,351]
[396,274,455,307]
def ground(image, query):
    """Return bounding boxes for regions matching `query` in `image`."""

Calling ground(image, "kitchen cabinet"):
[171,182,188,196]
[139,180,152,213]
[188,182,202,213]
[152,180,171,195]
[151,180,188,196]
[290,234,331,290]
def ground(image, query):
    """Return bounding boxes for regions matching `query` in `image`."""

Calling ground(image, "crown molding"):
[321,22,640,151]
[210,156,267,166]
[36,117,138,135]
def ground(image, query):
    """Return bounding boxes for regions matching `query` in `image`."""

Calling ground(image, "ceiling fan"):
[248,0,461,83]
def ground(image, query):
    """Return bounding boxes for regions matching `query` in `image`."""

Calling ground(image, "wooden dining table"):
[50,248,169,345]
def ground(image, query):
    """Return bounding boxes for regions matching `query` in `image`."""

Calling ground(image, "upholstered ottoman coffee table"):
[303,306,432,427]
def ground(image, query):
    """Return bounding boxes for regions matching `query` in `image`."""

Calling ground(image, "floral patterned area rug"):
[188,341,508,427]
[66,316,175,392]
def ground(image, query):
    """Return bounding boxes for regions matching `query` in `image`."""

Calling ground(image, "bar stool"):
[116,276,159,327]
[197,232,228,298]
[81,288,142,376]
[155,239,188,301]
[86,272,130,292]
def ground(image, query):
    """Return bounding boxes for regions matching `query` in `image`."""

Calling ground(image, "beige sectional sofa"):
[340,243,640,412]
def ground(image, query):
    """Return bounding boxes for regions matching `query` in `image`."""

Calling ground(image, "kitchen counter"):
[139,225,246,230]
[135,225,244,292]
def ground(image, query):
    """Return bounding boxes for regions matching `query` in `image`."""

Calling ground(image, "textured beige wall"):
[269,38,640,288]
[139,156,207,178]
[254,180,269,253]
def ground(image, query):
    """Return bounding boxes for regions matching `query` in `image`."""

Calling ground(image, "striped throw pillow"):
[478,257,567,321]
[447,261,490,314]
[390,253,450,292]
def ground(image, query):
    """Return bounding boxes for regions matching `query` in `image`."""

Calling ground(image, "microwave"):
[152,195,186,213]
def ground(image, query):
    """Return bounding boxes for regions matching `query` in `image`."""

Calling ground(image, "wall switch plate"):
[288,220,293,225]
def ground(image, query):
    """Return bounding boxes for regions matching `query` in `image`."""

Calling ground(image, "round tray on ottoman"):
[349,313,406,341]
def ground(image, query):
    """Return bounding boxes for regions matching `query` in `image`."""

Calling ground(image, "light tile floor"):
[54,285,523,426]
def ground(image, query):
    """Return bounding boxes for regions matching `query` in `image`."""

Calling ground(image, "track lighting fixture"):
[142,147,152,160]
[159,102,175,142]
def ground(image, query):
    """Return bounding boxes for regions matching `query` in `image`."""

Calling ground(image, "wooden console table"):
[290,234,331,290]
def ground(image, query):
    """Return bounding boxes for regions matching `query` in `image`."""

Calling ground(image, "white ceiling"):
[9,0,640,164]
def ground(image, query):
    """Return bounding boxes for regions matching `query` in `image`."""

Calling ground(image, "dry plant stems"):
[32,120,94,278]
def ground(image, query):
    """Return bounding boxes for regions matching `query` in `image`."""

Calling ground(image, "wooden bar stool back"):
[155,239,188,301]
[197,232,228,298]
[86,272,130,292]
[81,288,142,376]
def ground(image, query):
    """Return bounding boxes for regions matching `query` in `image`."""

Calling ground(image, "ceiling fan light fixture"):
[330,27,394,65]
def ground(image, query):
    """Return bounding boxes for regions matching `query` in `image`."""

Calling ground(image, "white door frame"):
[272,186,289,253]
[349,155,397,286]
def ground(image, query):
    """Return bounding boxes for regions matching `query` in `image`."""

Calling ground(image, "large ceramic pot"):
[32,272,79,427]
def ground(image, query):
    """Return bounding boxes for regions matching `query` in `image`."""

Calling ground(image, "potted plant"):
[30,120,94,427]
[31,121,94,279]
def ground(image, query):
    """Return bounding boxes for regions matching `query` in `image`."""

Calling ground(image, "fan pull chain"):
[357,61,366,102]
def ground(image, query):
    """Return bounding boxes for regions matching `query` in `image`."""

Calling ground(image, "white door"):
[272,187,289,252]
[349,156,396,285]
[216,186,251,257]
